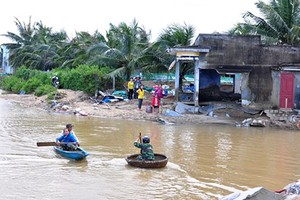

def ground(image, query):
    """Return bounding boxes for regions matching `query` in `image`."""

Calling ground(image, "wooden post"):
[112,76,115,90]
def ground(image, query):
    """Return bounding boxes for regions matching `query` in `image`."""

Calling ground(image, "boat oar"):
[138,132,142,155]
[139,132,142,143]
[36,142,70,147]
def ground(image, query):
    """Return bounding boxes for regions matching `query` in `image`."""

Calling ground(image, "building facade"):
[169,34,300,110]
[0,45,13,74]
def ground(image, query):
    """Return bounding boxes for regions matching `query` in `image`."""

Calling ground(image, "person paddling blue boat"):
[56,128,79,151]
[65,123,80,146]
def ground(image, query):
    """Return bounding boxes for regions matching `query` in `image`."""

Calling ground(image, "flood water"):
[1,97,300,200]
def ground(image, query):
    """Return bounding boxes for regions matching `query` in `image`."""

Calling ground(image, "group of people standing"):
[127,76,142,101]
[127,76,144,111]
[127,76,164,113]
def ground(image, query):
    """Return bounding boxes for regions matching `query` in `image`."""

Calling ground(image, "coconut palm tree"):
[2,17,68,70]
[87,19,151,80]
[229,0,300,45]
[58,31,106,68]
[156,23,195,89]
[2,17,36,47]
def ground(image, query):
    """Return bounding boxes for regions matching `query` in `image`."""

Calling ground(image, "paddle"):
[36,142,70,147]
[139,132,142,143]
[138,132,142,155]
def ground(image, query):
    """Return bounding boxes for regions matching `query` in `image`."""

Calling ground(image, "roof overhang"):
[167,47,210,56]
[216,65,253,74]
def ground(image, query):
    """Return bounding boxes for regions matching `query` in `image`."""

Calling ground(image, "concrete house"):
[169,34,300,111]
[0,45,13,74]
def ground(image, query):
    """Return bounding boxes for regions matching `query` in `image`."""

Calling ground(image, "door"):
[280,73,294,109]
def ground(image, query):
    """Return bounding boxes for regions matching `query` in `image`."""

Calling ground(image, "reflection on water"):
[1,98,300,199]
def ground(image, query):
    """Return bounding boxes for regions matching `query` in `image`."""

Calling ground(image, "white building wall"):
[1,45,13,74]
[234,73,241,94]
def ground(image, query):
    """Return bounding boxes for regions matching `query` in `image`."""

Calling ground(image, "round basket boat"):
[125,153,168,168]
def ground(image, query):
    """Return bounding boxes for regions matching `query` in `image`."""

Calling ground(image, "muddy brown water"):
[0,98,299,200]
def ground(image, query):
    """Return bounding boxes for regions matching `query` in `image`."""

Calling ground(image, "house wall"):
[194,34,300,67]
[250,66,273,103]
[1,45,13,74]
[240,68,300,110]
[239,67,274,110]
[169,34,300,109]
[271,71,280,109]
[192,34,300,110]
[234,74,241,93]
[241,73,251,107]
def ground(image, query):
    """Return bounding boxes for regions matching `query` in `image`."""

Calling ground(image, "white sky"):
[0,0,265,44]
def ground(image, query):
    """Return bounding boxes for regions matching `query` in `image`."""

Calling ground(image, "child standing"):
[136,85,145,111]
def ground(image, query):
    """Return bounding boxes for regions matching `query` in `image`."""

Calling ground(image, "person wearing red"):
[156,84,164,99]
[151,93,160,114]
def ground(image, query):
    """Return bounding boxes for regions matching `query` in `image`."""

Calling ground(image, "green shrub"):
[21,77,43,94]
[34,72,51,85]
[11,79,26,93]
[15,66,51,84]
[2,76,25,91]
[59,65,110,95]
[15,66,31,80]
[1,65,112,96]
[34,84,56,97]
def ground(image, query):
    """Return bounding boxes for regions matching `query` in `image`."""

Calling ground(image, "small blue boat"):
[53,146,89,160]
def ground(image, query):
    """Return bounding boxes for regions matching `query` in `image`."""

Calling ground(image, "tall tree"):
[2,17,68,70]
[2,17,36,49]
[229,0,300,45]
[87,19,151,80]
[157,23,195,89]
[58,31,106,68]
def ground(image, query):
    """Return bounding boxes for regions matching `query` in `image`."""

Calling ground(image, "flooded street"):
[1,98,300,200]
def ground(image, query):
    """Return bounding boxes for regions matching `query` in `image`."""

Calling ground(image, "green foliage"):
[34,84,56,97]
[21,77,43,94]
[15,66,32,80]
[15,66,50,84]
[229,0,300,45]
[88,19,152,80]
[11,79,26,93]
[59,64,110,95]
[2,76,25,92]
[0,65,111,96]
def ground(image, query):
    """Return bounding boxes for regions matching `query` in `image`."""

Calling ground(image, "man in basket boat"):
[133,135,155,160]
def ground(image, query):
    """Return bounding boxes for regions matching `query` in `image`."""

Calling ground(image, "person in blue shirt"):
[65,124,80,146]
[56,128,79,151]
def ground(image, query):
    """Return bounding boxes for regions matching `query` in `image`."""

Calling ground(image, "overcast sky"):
[0,0,265,43]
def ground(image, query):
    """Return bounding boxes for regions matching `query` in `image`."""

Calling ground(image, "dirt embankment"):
[0,89,299,129]
[0,89,239,125]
